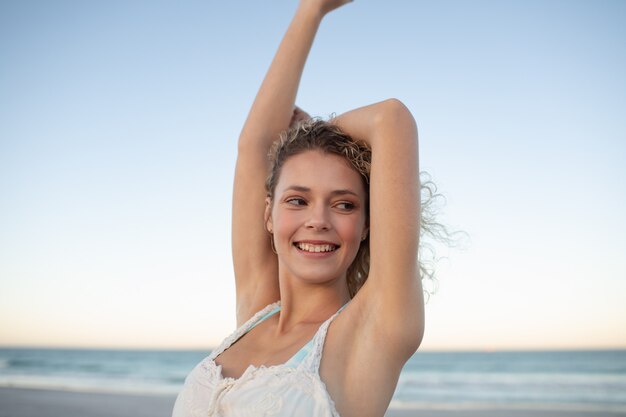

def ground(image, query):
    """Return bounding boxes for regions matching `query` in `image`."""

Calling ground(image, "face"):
[266,150,368,286]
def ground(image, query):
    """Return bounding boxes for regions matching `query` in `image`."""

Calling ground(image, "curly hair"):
[266,118,460,298]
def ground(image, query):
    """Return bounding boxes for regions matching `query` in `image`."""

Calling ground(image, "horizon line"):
[1,344,625,353]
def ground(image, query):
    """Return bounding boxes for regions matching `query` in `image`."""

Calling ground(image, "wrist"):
[296,2,325,25]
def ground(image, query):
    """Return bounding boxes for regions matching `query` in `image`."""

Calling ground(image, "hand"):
[299,0,353,18]
[289,106,311,128]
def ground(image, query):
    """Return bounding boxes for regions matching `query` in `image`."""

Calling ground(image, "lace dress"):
[172,301,347,417]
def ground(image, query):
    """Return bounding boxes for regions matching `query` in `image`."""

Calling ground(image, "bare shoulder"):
[319,283,420,416]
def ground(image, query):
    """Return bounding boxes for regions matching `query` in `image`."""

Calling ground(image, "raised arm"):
[232,0,352,326]
[332,99,424,357]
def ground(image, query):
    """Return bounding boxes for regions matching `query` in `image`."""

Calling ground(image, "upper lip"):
[294,240,340,246]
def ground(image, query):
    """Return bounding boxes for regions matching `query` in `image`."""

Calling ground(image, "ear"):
[264,197,273,233]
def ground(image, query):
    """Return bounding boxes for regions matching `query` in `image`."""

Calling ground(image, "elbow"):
[375,98,418,136]
[381,98,409,112]
[381,98,413,118]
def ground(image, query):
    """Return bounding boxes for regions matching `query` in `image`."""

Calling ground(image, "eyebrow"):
[283,185,360,198]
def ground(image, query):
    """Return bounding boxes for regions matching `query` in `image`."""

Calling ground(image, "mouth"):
[293,241,340,253]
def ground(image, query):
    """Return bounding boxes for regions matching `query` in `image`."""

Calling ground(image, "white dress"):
[172,301,347,417]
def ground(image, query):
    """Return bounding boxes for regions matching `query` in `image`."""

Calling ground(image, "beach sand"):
[0,387,175,417]
[1,387,624,417]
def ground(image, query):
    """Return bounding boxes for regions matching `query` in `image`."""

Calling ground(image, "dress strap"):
[209,300,281,360]
[300,301,349,373]
[248,304,281,331]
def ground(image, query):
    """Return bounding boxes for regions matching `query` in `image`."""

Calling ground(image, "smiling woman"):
[267,149,367,295]
[172,1,452,417]
[265,119,372,297]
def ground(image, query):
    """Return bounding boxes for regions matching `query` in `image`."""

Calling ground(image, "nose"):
[305,205,331,231]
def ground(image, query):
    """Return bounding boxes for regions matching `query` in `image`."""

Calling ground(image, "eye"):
[286,197,306,206]
[335,201,356,211]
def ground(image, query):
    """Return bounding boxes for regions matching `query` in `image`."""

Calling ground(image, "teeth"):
[296,243,337,253]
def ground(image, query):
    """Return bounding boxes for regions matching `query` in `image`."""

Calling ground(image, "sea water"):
[393,350,626,412]
[1,348,625,412]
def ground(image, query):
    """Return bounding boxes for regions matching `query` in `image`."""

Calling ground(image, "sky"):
[1,0,625,351]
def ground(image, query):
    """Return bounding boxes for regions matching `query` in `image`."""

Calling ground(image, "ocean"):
[1,348,625,412]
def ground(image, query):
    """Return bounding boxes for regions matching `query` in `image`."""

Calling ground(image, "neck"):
[274,266,350,334]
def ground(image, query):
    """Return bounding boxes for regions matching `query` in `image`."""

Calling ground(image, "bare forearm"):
[238,5,323,151]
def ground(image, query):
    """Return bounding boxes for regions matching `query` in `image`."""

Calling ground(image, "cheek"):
[338,215,365,242]
[273,209,300,236]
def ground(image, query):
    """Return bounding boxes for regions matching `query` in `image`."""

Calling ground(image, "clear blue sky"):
[1,0,625,350]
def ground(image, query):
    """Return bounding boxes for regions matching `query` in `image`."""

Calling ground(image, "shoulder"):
[326,285,421,364]
[319,290,418,415]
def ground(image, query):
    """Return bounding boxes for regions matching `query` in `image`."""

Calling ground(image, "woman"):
[174,1,434,416]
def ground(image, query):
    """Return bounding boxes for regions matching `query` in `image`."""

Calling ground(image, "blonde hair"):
[266,118,460,298]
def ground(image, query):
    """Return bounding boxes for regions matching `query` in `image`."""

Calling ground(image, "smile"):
[294,242,339,253]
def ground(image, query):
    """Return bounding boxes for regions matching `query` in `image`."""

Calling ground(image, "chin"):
[285,264,347,287]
